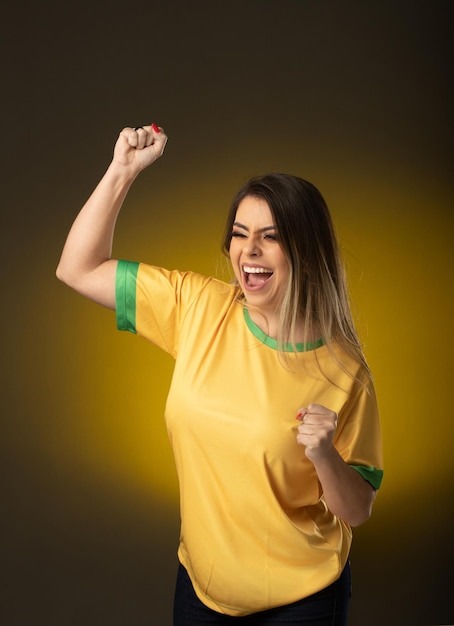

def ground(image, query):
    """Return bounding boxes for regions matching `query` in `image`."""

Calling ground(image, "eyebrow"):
[233,221,276,233]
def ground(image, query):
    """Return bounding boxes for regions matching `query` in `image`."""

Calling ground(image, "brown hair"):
[222,173,371,380]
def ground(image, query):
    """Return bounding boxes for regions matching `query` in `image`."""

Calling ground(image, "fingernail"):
[151,123,161,133]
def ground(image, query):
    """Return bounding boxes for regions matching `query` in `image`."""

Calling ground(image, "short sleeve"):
[336,376,384,490]
[116,259,139,333]
[115,261,216,358]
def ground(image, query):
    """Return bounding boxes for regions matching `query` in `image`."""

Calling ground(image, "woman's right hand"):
[112,123,168,176]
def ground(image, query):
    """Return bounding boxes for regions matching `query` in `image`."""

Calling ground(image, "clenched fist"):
[296,403,338,461]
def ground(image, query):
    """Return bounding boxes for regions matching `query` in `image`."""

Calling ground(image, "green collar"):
[243,308,324,352]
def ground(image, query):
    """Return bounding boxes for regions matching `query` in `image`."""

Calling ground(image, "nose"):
[243,237,261,256]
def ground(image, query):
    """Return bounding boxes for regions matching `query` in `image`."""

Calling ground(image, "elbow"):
[56,261,72,286]
[55,259,116,310]
[345,490,376,528]
[348,508,372,528]
[339,506,372,528]
[55,263,65,283]
[56,260,82,290]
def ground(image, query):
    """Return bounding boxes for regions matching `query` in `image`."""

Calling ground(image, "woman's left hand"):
[296,403,338,460]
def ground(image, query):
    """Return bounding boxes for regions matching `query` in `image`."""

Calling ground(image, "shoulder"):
[311,341,374,396]
[136,263,240,303]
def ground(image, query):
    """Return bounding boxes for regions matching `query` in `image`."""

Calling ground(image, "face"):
[229,195,290,316]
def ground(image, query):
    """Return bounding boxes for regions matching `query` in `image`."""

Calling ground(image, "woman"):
[57,123,383,625]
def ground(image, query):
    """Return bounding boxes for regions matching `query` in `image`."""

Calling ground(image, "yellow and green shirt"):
[116,260,383,617]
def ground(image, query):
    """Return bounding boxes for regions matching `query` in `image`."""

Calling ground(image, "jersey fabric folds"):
[115,260,383,617]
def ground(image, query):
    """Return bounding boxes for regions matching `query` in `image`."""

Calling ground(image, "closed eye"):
[231,228,279,241]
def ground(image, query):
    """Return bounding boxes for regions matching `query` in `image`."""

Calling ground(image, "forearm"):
[311,447,376,527]
[57,163,134,278]
[56,163,135,307]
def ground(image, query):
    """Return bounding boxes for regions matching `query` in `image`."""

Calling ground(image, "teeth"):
[243,266,272,274]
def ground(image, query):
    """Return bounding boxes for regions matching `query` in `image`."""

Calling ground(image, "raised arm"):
[56,124,167,309]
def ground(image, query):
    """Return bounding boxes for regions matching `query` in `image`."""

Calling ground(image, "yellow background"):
[2,2,452,625]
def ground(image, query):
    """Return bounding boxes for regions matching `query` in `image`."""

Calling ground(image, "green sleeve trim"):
[116,260,139,333]
[350,465,384,490]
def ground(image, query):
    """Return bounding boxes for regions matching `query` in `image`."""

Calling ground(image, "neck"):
[247,306,320,343]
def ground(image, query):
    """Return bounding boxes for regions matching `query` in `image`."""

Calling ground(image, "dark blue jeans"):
[173,560,351,625]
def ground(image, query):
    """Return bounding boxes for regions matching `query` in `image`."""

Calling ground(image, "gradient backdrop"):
[2,2,453,625]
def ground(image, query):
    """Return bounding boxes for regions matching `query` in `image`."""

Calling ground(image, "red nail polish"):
[151,123,161,133]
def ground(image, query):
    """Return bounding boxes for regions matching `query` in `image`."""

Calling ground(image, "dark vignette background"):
[1,1,453,625]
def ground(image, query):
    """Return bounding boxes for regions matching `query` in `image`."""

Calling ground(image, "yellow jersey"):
[116,260,383,616]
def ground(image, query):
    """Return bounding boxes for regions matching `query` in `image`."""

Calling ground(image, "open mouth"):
[243,265,274,288]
